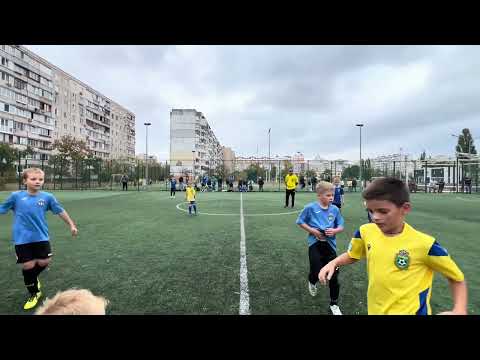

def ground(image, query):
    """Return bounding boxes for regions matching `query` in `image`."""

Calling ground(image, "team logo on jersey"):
[328,213,335,222]
[367,243,371,251]
[37,199,46,207]
[395,250,410,270]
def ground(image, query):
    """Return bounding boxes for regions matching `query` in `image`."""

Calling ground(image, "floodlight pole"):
[144,122,151,189]
[356,124,364,190]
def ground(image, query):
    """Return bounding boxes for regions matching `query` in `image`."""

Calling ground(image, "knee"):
[22,261,36,270]
[37,259,51,267]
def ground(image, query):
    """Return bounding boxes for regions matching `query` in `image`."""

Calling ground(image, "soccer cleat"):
[308,282,318,297]
[330,304,342,315]
[24,291,42,310]
[37,278,41,291]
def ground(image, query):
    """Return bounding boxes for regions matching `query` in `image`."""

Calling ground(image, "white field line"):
[239,192,250,315]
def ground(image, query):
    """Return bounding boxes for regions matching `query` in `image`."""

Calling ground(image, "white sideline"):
[239,192,251,315]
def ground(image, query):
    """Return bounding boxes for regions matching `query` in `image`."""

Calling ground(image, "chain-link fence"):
[2,157,478,193]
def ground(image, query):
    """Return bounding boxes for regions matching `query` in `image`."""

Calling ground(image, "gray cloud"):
[27,45,480,161]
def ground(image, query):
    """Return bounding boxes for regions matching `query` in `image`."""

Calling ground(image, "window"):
[15,93,27,104]
[64,124,67,130]
[14,78,26,90]
[14,64,27,76]
[4,103,9,112]
[28,97,40,108]
[28,71,40,82]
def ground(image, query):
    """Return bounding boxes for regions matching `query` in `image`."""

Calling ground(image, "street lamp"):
[144,122,151,189]
[356,124,364,190]
[192,150,195,183]
[268,128,271,183]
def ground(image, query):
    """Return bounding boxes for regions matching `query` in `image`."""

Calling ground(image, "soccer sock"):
[33,263,47,278]
[330,299,338,306]
[22,268,38,295]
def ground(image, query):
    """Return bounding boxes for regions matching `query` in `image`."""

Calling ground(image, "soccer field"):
[0,190,478,315]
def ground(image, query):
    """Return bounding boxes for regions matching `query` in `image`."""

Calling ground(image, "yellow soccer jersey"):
[186,187,196,202]
[347,222,464,315]
[285,174,299,190]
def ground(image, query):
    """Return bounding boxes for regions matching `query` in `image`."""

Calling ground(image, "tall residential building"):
[222,146,235,174]
[0,45,135,165]
[170,109,223,178]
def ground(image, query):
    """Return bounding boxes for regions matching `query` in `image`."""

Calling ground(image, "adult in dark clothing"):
[179,176,184,191]
[218,178,223,191]
[311,175,317,192]
[299,176,306,190]
[464,177,472,194]
[438,179,445,193]
[351,178,357,192]
[121,174,129,191]
[258,177,264,192]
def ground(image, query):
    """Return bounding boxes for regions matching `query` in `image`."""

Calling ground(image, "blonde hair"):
[333,176,341,184]
[22,167,44,181]
[316,181,334,194]
[35,288,109,315]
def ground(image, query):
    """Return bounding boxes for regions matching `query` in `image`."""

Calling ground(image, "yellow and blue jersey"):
[186,186,196,202]
[0,191,65,245]
[347,222,464,315]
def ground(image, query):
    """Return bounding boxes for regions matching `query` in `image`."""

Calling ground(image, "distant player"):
[170,176,177,199]
[296,181,345,315]
[332,176,344,210]
[284,169,299,208]
[185,181,197,215]
[319,177,467,315]
[0,168,78,310]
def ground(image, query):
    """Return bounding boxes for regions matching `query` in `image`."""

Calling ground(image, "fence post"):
[110,160,113,191]
[53,157,56,190]
[137,160,140,192]
[424,160,427,193]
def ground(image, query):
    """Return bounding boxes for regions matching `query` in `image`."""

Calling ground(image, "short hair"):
[362,177,410,207]
[316,181,334,194]
[333,176,340,182]
[22,168,44,181]
[35,288,109,315]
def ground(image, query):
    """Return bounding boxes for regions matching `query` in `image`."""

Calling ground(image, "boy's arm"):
[319,252,358,284]
[58,211,78,237]
[0,193,16,214]
[438,280,468,315]
[298,223,324,240]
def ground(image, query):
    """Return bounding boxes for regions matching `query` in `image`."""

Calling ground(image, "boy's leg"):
[323,247,340,306]
[291,190,295,207]
[285,190,290,207]
[193,202,197,214]
[188,203,192,214]
[308,242,323,286]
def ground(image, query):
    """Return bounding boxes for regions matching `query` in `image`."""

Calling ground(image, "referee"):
[284,168,299,208]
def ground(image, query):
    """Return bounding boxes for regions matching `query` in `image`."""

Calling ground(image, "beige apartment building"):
[0,45,135,166]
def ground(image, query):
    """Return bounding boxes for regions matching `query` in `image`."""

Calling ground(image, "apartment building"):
[170,109,223,178]
[0,45,135,165]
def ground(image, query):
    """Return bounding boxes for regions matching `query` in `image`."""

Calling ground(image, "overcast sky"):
[27,45,480,161]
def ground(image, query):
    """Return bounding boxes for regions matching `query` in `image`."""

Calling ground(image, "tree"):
[0,143,16,177]
[455,128,477,156]
[420,150,426,160]
[341,165,360,180]
[305,169,317,179]
[322,169,332,181]
[52,135,91,161]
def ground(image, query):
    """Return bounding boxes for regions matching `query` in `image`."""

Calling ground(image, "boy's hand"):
[311,229,324,240]
[324,228,336,237]
[319,262,336,285]
[70,225,78,237]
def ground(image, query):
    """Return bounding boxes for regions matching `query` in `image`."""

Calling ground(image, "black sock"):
[22,268,38,295]
[330,299,338,306]
[33,263,47,278]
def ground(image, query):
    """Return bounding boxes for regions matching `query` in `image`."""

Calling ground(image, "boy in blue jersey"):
[0,168,78,310]
[332,176,344,210]
[170,176,177,199]
[296,181,345,315]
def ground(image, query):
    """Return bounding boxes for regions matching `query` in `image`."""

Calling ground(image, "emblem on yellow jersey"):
[395,249,410,270]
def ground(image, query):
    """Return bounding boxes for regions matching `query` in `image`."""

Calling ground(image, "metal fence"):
[1,157,478,193]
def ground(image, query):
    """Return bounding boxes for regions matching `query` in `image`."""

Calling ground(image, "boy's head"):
[288,169,293,174]
[362,177,411,234]
[35,288,109,315]
[22,168,45,191]
[333,176,340,186]
[315,181,334,206]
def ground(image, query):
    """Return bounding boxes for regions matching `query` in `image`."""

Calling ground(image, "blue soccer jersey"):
[0,191,65,245]
[171,179,177,189]
[296,202,344,250]
[333,185,344,205]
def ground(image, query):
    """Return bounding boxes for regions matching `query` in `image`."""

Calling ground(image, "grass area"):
[0,190,478,314]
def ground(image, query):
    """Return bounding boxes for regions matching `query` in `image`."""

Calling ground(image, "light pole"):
[192,150,195,183]
[144,122,151,189]
[268,128,271,183]
[356,124,364,190]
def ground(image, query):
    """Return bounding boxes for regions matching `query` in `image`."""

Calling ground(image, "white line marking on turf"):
[455,196,480,202]
[175,201,301,216]
[239,192,250,315]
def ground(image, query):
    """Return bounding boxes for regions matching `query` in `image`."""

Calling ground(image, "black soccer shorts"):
[15,241,52,264]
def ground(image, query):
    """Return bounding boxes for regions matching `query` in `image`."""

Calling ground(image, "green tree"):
[455,128,477,156]
[420,150,426,160]
[0,143,16,177]
[341,165,359,180]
